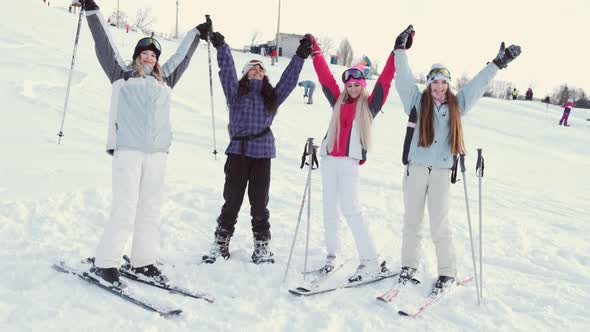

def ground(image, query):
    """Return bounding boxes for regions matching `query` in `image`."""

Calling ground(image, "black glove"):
[394,24,415,50]
[492,42,522,69]
[295,34,313,59]
[196,16,212,41]
[78,0,99,11]
[210,31,225,48]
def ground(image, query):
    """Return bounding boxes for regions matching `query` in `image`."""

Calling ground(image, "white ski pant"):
[401,164,456,276]
[95,150,167,269]
[321,156,377,263]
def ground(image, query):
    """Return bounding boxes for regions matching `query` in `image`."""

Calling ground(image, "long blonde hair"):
[131,57,164,83]
[418,86,465,154]
[326,87,373,153]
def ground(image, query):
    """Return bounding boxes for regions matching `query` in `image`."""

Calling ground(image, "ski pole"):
[57,7,84,144]
[459,154,481,305]
[476,148,485,301]
[282,138,315,285]
[303,140,317,281]
[205,15,218,159]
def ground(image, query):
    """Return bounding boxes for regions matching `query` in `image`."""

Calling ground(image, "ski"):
[296,263,345,292]
[118,267,215,303]
[289,262,398,297]
[52,261,182,316]
[397,276,473,318]
[376,283,403,303]
[376,278,420,303]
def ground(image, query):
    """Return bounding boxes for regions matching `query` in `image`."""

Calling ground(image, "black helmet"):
[133,37,162,61]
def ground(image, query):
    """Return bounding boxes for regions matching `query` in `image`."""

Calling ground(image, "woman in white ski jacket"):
[393,25,521,294]
[80,0,211,287]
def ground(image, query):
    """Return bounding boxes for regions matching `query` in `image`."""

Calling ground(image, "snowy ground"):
[1,1,589,331]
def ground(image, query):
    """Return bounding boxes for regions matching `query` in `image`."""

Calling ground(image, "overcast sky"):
[61,0,589,97]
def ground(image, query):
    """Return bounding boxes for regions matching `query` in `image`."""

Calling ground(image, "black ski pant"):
[215,154,271,241]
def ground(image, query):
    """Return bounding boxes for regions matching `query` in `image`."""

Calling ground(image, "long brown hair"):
[418,86,465,154]
[238,76,278,113]
[132,57,164,83]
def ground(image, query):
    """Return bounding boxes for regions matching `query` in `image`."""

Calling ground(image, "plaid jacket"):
[217,43,304,158]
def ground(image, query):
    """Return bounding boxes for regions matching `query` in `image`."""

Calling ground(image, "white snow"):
[1,1,589,331]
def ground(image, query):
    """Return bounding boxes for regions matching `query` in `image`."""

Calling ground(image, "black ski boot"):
[202,234,231,264]
[431,275,456,295]
[251,239,274,264]
[92,266,126,288]
[398,266,420,285]
[130,264,169,283]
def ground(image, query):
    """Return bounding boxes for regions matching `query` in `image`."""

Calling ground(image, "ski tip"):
[288,289,305,296]
[376,297,389,303]
[296,287,311,292]
[398,310,412,317]
[162,309,183,317]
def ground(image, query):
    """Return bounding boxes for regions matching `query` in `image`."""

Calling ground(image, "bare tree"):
[110,10,128,28]
[337,38,354,67]
[483,79,512,98]
[319,35,334,58]
[416,73,426,84]
[250,31,262,48]
[134,7,156,33]
[455,73,470,91]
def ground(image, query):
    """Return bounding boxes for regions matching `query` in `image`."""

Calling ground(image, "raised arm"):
[392,25,419,116]
[84,3,126,83]
[307,35,341,107]
[162,28,200,89]
[458,42,521,114]
[212,32,239,106]
[367,51,396,117]
[274,55,305,106]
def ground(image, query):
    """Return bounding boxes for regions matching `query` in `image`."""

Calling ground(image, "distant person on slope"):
[306,33,396,283]
[394,24,521,295]
[201,28,309,265]
[525,88,533,101]
[559,98,574,126]
[512,87,518,100]
[298,80,316,104]
[77,0,207,288]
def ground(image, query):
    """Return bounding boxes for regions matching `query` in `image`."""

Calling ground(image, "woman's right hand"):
[394,25,415,50]
[196,16,212,40]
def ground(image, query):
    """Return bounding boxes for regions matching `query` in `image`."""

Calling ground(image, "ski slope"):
[1,1,589,331]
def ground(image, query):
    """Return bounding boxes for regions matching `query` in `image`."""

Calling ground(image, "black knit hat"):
[132,37,162,61]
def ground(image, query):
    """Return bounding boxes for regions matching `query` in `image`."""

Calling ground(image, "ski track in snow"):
[1,1,589,331]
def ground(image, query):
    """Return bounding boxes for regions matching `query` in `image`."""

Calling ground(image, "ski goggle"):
[427,67,451,81]
[136,37,162,54]
[342,68,365,83]
[247,59,265,71]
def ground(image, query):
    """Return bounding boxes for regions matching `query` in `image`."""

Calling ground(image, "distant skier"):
[393,24,521,295]
[525,88,533,101]
[559,98,574,126]
[201,26,309,265]
[512,87,518,100]
[76,0,206,287]
[298,80,316,104]
[306,33,396,282]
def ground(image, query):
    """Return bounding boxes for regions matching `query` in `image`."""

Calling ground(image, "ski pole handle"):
[459,154,467,173]
[205,14,212,39]
[476,148,484,177]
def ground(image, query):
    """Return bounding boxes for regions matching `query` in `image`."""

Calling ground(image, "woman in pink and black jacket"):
[307,34,396,282]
